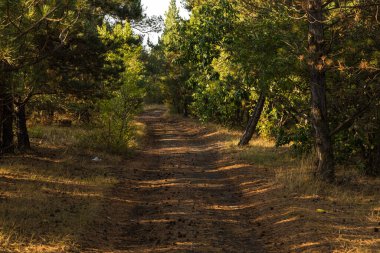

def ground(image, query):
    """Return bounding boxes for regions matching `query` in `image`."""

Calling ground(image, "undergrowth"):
[29,120,146,155]
[183,112,380,252]
[0,121,146,252]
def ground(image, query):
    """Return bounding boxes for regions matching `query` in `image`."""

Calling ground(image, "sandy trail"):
[81,107,262,252]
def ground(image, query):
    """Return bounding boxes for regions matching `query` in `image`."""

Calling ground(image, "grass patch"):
[215,127,380,205]
[29,125,88,147]
[29,121,145,156]
[0,122,146,252]
[229,138,297,169]
[237,145,379,252]
[0,154,115,252]
[189,117,380,252]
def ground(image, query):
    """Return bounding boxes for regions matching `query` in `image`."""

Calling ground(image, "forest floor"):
[0,105,379,252]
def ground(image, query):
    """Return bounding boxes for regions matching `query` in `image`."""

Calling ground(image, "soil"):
[80,107,264,252]
[1,107,379,253]
[79,107,380,253]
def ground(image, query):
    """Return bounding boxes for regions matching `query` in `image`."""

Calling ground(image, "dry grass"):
[211,124,380,202]
[29,118,146,155]
[224,137,380,252]
[129,120,148,150]
[29,125,88,147]
[3,106,378,252]
[177,115,380,252]
[0,123,144,252]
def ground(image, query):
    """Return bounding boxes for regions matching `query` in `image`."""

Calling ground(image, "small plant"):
[81,22,146,154]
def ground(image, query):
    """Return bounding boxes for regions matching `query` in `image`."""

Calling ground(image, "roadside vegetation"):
[0,127,116,252]
[0,1,149,251]
[169,113,380,252]
[1,0,380,252]
[148,0,380,181]
[0,121,147,252]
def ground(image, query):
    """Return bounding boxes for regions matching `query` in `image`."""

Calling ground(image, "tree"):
[0,0,143,153]
[154,0,380,180]
[305,0,335,181]
[96,22,145,151]
[301,0,380,180]
[160,0,190,114]
[0,0,74,152]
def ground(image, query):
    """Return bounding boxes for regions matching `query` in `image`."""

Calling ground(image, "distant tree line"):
[0,0,147,153]
[148,0,380,180]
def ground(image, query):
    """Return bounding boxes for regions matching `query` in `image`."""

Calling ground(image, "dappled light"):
[80,108,380,252]
[0,128,122,252]
[2,0,380,251]
[1,105,379,252]
[77,107,264,252]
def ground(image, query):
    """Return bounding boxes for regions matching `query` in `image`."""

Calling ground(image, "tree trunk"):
[0,63,14,154]
[307,0,335,182]
[0,86,3,149]
[0,64,5,150]
[15,103,31,151]
[238,91,266,146]
[364,130,380,176]
[1,93,14,153]
[366,144,380,176]
[183,96,190,117]
[47,109,55,125]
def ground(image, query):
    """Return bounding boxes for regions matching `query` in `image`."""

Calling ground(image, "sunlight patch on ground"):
[290,242,321,251]
[207,164,248,172]
[242,185,276,197]
[205,203,258,211]
[274,216,299,225]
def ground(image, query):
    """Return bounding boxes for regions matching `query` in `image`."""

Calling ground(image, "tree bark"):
[183,96,190,117]
[366,144,380,176]
[1,93,14,153]
[47,109,55,125]
[238,91,266,146]
[0,63,14,153]
[0,85,3,150]
[307,0,335,182]
[15,103,31,151]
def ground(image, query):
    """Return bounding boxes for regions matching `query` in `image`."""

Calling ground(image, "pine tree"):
[162,0,181,48]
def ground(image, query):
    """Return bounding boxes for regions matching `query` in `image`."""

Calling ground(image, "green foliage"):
[95,82,144,153]
[159,0,192,114]
[95,22,145,152]
[3,0,379,177]
[184,0,236,68]
[155,0,380,176]
[0,0,145,154]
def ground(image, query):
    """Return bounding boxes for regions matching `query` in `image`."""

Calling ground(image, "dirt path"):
[81,107,263,252]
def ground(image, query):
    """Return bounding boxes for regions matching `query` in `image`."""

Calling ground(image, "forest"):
[151,0,380,181]
[0,0,379,252]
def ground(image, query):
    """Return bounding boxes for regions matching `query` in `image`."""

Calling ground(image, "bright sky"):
[140,0,189,45]
[141,0,189,18]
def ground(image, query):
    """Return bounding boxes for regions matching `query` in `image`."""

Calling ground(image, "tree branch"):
[330,103,372,136]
